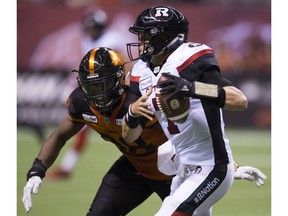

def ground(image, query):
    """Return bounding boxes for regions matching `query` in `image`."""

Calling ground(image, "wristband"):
[124,104,140,129]
[191,82,226,108]
[26,158,47,181]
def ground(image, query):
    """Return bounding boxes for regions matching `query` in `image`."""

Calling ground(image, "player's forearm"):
[223,86,248,111]
[37,132,67,168]
[122,116,143,143]
[37,117,84,168]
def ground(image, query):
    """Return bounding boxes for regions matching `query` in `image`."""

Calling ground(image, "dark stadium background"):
[17,0,271,131]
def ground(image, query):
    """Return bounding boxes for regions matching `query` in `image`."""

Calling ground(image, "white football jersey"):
[130,42,233,166]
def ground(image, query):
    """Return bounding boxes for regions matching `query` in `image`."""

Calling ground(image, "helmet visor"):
[81,77,115,97]
[78,69,123,109]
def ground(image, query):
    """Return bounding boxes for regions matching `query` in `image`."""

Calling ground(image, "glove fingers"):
[161,73,174,79]
[22,176,42,212]
[241,173,254,182]
[32,183,40,194]
[23,186,32,212]
[23,198,31,212]
[158,80,174,88]
[31,176,42,194]
[253,168,267,180]
[255,178,265,187]
[166,92,178,101]
[160,86,175,94]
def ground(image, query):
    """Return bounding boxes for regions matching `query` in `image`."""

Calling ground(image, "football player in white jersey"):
[122,5,250,216]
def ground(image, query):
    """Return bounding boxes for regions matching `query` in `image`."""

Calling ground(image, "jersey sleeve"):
[179,52,233,87]
[66,87,89,123]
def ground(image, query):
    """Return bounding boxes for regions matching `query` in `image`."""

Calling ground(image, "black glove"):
[159,73,192,100]
[159,73,226,107]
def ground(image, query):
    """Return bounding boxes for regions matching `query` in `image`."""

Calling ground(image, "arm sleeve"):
[199,69,233,88]
[180,53,233,87]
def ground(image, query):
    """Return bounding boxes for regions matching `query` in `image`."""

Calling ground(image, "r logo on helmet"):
[152,7,172,20]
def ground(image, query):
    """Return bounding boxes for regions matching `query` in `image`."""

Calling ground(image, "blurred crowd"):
[18,0,270,7]
[18,0,271,75]
[17,0,271,129]
[207,20,271,74]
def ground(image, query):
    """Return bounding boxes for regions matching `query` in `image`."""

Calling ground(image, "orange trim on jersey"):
[68,115,87,124]
[89,48,97,74]
[177,49,214,73]
[130,75,140,82]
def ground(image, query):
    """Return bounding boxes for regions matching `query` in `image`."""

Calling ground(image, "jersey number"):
[99,133,155,156]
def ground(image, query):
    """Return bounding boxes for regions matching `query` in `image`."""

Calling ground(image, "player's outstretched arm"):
[159,73,248,111]
[222,86,248,111]
[234,163,267,187]
[22,117,84,212]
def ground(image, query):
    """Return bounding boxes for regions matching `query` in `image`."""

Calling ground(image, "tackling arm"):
[22,117,84,213]
[36,117,85,169]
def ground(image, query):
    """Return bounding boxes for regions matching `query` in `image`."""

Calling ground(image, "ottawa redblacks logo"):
[150,6,172,20]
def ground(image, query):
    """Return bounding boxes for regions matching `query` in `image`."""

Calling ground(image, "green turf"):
[17,127,271,216]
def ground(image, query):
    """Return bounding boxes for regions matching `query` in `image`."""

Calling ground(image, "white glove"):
[234,166,267,187]
[22,176,42,212]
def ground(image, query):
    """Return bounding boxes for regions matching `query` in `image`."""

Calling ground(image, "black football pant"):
[86,155,171,216]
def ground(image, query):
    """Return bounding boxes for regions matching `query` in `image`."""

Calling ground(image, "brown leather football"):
[155,75,190,123]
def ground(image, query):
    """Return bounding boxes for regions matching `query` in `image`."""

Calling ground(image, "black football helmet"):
[127,5,189,62]
[75,47,125,114]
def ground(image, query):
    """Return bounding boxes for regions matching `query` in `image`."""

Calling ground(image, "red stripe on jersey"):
[130,75,140,82]
[172,211,191,216]
[177,49,214,73]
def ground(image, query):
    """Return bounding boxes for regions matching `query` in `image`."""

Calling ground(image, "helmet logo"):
[152,7,172,20]
[87,74,99,79]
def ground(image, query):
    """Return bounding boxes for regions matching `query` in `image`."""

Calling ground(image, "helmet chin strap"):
[156,34,185,56]
[166,34,185,50]
[151,34,184,60]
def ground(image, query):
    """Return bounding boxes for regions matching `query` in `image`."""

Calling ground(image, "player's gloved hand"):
[234,166,267,187]
[159,73,225,108]
[158,73,192,100]
[22,158,47,212]
[22,176,42,212]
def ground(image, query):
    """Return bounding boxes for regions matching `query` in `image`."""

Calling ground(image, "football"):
[155,75,190,123]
